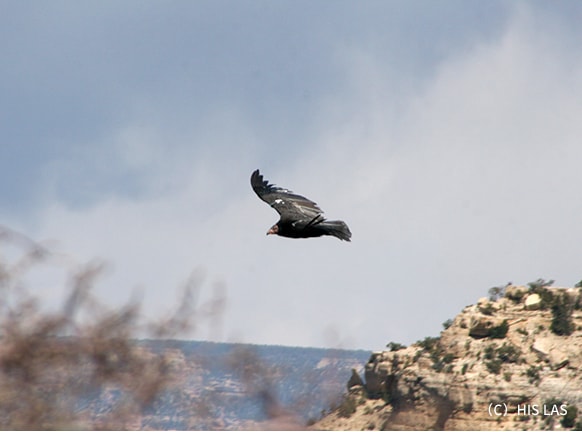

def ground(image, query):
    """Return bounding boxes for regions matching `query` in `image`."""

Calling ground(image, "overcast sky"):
[2,1,582,350]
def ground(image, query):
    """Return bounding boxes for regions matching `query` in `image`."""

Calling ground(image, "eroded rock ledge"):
[316,285,582,431]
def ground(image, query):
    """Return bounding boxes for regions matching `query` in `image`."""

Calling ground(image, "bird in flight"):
[250,169,352,241]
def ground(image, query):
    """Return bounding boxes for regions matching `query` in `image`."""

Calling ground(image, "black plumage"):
[250,169,352,241]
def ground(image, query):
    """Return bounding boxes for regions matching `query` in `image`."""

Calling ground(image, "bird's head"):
[266,224,279,236]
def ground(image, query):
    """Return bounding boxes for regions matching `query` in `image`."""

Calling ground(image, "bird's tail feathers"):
[319,220,352,241]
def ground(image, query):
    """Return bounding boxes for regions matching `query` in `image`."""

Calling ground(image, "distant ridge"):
[114,339,369,429]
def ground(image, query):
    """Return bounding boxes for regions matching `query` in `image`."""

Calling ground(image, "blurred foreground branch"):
[0,225,220,430]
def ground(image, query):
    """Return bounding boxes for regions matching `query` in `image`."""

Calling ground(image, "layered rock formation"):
[316,285,582,430]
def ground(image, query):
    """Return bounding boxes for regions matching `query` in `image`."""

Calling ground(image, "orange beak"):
[267,226,278,235]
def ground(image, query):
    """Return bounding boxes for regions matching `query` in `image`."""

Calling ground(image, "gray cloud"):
[2,2,582,349]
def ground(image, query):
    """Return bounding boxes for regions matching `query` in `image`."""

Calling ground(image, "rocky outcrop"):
[525,293,542,310]
[347,368,364,391]
[316,285,582,431]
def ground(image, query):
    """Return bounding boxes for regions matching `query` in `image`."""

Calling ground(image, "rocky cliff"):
[316,284,582,430]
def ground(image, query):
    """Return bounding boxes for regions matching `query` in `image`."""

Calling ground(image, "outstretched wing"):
[250,169,323,221]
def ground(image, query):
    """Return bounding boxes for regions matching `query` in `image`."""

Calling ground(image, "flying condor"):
[250,169,352,241]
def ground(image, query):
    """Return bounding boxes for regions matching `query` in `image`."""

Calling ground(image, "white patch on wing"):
[274,199,284,204]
